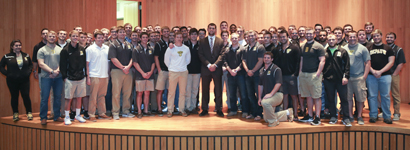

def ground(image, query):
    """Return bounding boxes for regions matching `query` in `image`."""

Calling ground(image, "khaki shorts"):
[347,76,367,102]
[64,78,86,99]
[136,79,155,92]
[299,72,322,99]
[155,71,169,90]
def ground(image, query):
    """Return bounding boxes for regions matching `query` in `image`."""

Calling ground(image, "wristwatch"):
[51,70,54,74]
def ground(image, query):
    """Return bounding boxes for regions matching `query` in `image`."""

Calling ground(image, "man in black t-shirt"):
[154,26,171,116]
[258,52,294,127]
[366,29,395,124]
[386,32,406,121]
[277,30,300,120]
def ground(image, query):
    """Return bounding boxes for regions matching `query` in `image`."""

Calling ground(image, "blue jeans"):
[366,75,392,119]
[228,75,248,112]
[105,77,112,111]
[40,77,63,120]
[245,75,262,116]
[321,82,326,111]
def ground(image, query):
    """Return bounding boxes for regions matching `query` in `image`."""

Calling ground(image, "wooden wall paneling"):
[343,132,349,150]
[397,134,403,150]
[169,137,174,150]
[135,136,141,150]
[208,137,214,150]
[228,136,234,150]
[129,136,134,150]
[276,135,282,150]
[214,137,220,150]
[221,137,227,150]
[356,132,362,150]
[363,132,369,150]
[295,134,301,150]
[180,137,187,150]
[337,132,342,150]
[263,135,269,150]
[405,135,410,150]
[248,136,255,150]
[242,136,248,150]
[235,136,241,150]
[300,134,306,150]
[175,137,181,150]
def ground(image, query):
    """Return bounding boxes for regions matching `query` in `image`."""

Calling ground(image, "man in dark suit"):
[198,23,225,117]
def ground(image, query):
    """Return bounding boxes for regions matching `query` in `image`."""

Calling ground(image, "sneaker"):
[227,111,237,116]
[357,117,364,125]
[311,116,321,125]
[98,114,112,120]
[113,115,120,120]
[242,112,248,118]
[377,113,383,118]
[89,117,97,122]
[137,113,143,119]
[268,120,280,127]
[329,117,338,124]
[369,117,377,123]
[254,116,262,121]
[383,119,393,124]
[167,112,172,118]
[83,111,90,119]
[13,113,19,122]
[27,112,33,121]
[64,117,72,125]
[181,112,188,117]
[69,112,75,121]
[122,113,136,118]
[287,108,294,122]
[246,115,254,119]
[299,115,314,122]
[342,118,352,127]
[349,117,354,123]
[393,114,400,121]
[75,115,86,123]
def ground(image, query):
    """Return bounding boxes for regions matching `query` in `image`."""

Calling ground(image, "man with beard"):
[323,34,350,126]
[318,30,328,48]
[298,26,307,46]
[386,32,406,121]
[180,26,190,43]
[342,31,370,125]
[314,24,323,42]
[366,29,395,124]
[290,30,300,46]
[277,30,300,120]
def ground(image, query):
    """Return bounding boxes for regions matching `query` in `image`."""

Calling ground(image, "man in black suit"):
[198,23,226,117]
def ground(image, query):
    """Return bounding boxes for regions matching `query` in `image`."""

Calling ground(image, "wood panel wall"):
[145,0,410,103]
[0,0,116,117]
[2,123,410,150]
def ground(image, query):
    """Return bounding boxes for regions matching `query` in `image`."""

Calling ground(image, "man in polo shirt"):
[277,30,301,120]
[164,32,191,117]
[38,31,65,125]
[86,31,111,122]
[298,27,326,125]
[386,32,406,121]
[108,26,135,119]
[342,31,370,125]
[57,30,68,48]
[323,34,351,126]
[225,33,248,117]
[184,28,201,114]
[298,26,307,46]
[366,29,395,124]
[132,32,156,118]
[314,24,323,42]
[154,26,171,116]
[343,24,353,43]
[60,30,87,125]
[242,30,266,120]
[259,52,294,127]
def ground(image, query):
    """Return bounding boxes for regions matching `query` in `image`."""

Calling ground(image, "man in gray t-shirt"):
[342,31,370,125]
[37,31,65,125]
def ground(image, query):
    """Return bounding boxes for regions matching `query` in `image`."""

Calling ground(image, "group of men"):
[31,21,405,127]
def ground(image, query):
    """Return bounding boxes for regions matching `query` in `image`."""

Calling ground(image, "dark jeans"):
[105,77,112,111]
[7,78,32,113]
[228,75,248,112]
[245,75,262,116]
[323,79,349,119]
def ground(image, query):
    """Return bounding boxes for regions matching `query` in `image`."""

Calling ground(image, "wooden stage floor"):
[2,93,410,149]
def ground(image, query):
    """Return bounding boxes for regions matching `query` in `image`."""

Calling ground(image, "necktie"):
[210,37,213,53]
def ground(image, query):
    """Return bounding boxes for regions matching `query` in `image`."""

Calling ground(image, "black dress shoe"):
[216,110,224,117]
[199,110,209,117]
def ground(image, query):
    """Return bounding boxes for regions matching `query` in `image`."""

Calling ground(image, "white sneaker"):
[393,114,400,121]
[75,115,86,123]
[113,115,120,120]
[378,113,383,118]
[122,113,135,118]
[64,117,72,125]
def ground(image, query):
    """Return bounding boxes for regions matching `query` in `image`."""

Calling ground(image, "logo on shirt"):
[149,50,152,55]
[127,45,131,49]
[349,50,354,55]
[287,49,291,54]
[304,47,310,53]
[337,52,341,57]
[267,70,271,75]
[80,51,84,56]
[177,51,183,56]
[369,49,387,55]
[24,57,28,61]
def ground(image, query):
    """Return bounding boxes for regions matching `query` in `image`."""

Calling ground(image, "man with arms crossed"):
[298,27,326,125]
[259,52,294,127]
